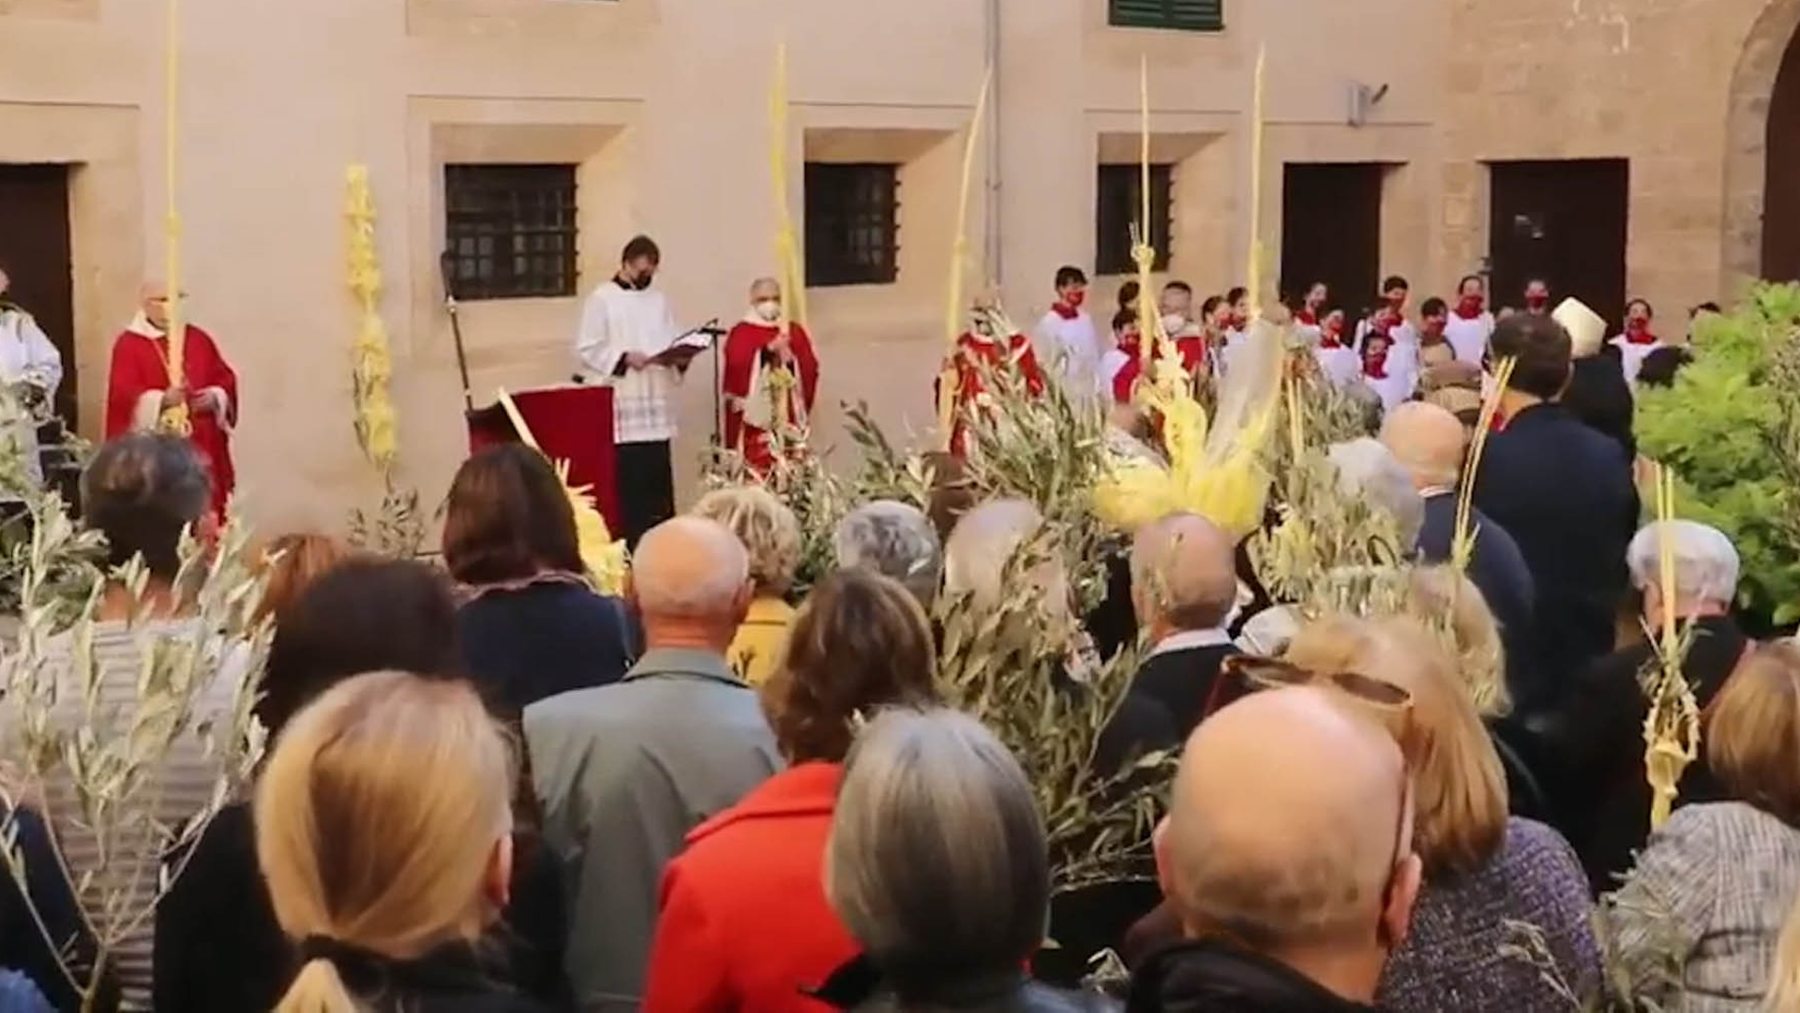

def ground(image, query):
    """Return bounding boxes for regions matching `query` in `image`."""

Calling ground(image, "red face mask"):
[1456,294,1485,318]
[1065,289,1086,309]
[1321,320,1344,348]
[1525,293,1550,311]
[1625,317,1655,343]
[1364,346,1390,379]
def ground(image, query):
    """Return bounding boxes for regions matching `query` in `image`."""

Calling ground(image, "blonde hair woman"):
[1283,616,1598,1012]
[1408,565,1509,718]
[256,671,550,1013]
[690,485,802,686]
[1610,641,1800,1012]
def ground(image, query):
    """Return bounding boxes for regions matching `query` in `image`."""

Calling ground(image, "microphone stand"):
[440,252,474,412]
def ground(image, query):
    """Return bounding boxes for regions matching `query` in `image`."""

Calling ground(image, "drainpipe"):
[984,0,1004,288]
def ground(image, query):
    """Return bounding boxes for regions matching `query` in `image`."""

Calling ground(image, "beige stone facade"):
[0,0,1795,529]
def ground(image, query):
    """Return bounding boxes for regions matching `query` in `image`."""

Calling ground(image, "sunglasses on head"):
[1207,654,1420,764]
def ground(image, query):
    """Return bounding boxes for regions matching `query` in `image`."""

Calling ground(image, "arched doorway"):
[1724,0,1800,286]
[1765,27,1800,279]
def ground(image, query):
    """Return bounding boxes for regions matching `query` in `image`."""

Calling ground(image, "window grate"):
[1108,0,1224,31]
[1095,164,1174,275]
[804,163,901,288]
[444,164,579,300]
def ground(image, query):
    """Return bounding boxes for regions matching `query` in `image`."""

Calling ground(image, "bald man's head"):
[750,277,780,302]
[1130,512,1238,634]
[629,516,753,648]
[1158,687,1419,970]
[1380,401,1467,492]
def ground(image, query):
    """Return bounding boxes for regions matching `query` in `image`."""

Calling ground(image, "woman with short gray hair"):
[818,708,1115,1012]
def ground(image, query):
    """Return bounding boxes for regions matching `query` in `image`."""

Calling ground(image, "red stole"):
[104,323,239,518]
[722,319,821,472]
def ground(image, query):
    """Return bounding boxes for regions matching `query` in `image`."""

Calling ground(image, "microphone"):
[696,318,727,337]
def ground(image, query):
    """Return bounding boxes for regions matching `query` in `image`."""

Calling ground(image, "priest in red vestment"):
[722,277,821,473]
[939,295,1043,457]
[105,283,239,518]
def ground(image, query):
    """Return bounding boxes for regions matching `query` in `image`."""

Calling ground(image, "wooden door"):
[1280,163,1384,318]
[0,164,76,428]
[1489,159,1630,327]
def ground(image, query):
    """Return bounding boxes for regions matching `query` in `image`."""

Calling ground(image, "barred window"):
[1108,0,1224,31]
[805,163,900,287]
[1096,164,1173,275]
[444,164,578,300]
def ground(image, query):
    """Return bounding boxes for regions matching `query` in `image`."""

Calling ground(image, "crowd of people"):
[3,238,1800,1013]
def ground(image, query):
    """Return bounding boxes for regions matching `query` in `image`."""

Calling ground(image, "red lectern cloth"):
[466,385,620,535]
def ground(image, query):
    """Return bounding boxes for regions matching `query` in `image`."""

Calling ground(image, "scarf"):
[1624,322,1658,345]
[1454,296,1485,320]
[1296,309,1318,326]
[1319,326,1345,350]
[1051,302,1079,321]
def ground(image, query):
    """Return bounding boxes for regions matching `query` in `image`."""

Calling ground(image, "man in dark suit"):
[1544,520,1747,893]
[1473,311,1638,714]
[1381,401,1537,704]
[1128,512,1241,737]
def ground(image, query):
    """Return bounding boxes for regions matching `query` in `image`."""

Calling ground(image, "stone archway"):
[1723,0,1800,286]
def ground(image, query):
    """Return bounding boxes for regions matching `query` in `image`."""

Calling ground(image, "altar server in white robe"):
[1608,297,1666,389]
[1444,274,1495,366]
[575,234,695,547]
[1032,265,1103,398]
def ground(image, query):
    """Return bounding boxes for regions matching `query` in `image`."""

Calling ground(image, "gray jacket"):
[525,648,782,1013]
[1607,801,1800,1012]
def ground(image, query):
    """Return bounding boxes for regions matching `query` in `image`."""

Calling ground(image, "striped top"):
[14,618,249,1011]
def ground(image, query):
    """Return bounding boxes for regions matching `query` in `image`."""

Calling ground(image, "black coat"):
[1542,614,1747,893]
[1126,940,1376,1013]
[1472,403,1638,712]
[154,803,573,1013]
[456,581,634,716]
[1130,641,1241,739]
[1416,493,1538,705]
[1563,350,1637,460]
[321,941,554,1013]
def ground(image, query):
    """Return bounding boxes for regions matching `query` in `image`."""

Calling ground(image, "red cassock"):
[721,319,821,473]
[938,331,1044,457]
[104,322,239,518]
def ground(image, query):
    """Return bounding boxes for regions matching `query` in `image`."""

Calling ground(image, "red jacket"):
[642,762,852,1013]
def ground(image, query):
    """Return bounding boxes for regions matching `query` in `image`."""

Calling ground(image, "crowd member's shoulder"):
[1502,817,1586,877]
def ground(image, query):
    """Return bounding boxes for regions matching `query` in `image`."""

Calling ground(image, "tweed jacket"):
[1606,802,1800,1011]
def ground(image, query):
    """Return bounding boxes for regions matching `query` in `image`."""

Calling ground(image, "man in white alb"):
[575,235,698,546]
[1032,265,1103,398]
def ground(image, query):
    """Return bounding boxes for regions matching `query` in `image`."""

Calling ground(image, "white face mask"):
[754,299,781,323]
[1161,313,1187,334]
